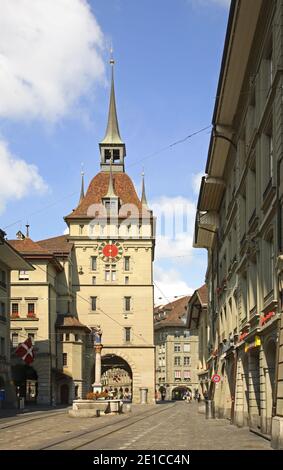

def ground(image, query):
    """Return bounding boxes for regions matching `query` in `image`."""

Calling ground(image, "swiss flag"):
[16,338,35,364]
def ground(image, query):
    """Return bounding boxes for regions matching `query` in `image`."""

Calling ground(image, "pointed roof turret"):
[79,168,85,203]
[99,53,126,172]
[100,56,123,145]
[141,172,149,209]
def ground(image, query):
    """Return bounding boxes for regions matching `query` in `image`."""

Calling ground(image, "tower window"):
[63,353,68,366]
[105,149,111,162]
[105,264,116,282]
[124,296,131,311]
[124,256,130,271]
[91,256,97,271]
[113,149,120,162]
[124,327,131,343]
[12,333,18,347]
[91,297,97,311]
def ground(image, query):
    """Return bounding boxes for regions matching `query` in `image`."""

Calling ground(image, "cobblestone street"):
[0,402,272,450]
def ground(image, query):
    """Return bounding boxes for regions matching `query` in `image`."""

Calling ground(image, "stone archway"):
[172,386,190,401]
[264,339,276,435]
[100,354,133,400]
[12,364,38,403]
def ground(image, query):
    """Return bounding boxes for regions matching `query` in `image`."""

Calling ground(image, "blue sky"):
[0,0,230,302]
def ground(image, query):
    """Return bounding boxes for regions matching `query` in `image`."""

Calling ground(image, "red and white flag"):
[16,338,35,364]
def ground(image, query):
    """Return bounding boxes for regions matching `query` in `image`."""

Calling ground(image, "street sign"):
[212,374,221,383]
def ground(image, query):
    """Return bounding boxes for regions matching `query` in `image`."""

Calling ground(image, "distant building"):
[187,285,209,397]
[154,296,199,400]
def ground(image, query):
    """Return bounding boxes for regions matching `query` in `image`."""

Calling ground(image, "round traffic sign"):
[212,374,221,383]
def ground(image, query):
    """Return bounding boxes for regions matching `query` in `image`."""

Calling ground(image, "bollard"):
[205,400,215,419]
[19,397,25,411]
[96,409,101,417]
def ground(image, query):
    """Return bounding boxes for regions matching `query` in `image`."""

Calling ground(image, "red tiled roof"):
[197,284,208,306]
[8,238,50,255]
[37,235,73,254]
[154,296,190,327]
[66,172,145,218]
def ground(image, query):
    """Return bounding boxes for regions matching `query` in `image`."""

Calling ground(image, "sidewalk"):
[0,404,69,423]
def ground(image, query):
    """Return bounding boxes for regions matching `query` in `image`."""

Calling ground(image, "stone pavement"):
[0,401,272,450]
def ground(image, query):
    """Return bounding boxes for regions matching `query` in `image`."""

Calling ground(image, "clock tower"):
[64,58,156,403]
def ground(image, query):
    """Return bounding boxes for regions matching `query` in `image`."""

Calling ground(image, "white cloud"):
[191,172,203,196]
[150,196,196,261]
[0,140,48,214]
[154,265,194,304]
[0,0,105,122]
[63,227,70,235]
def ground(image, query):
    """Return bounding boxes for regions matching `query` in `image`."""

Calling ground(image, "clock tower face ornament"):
[99,241,123,262]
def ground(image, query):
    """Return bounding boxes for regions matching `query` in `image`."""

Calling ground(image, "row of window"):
[11,332,35,347]
[91,257,130,272]
[10,327,133,351]
[11,302,36,318]
[174,343,190,353]
[158,371,191,382]
[91,275,130,285]
[174,356,191,366]
[90,296,132,312]
[159,330,190,341]
[59,333,81,342]
[158,357,191,367]
[158,343,191,354]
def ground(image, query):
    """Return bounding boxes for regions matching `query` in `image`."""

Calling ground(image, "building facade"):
[154,296,198,400]
[194,0,283,448]
[0,229,33,407]
[8,60,156,405]
[187,285,209,397]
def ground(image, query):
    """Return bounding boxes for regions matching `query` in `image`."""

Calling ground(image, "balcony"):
[194,210,219,249]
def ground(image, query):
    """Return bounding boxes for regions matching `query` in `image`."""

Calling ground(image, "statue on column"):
[92,326,103,393]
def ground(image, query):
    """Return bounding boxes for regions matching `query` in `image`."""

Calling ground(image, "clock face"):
[103,244,118,258]
[99,241,123,262]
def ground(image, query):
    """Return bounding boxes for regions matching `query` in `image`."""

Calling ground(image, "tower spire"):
[79,165,85,203]
[100,54,123,145]
[99,51,126,173]
[141,171,149,209]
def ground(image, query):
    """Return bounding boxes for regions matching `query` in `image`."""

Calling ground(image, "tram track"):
[37,403,176,450]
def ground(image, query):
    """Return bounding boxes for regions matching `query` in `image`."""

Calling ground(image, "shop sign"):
[260,311,275,327]
[239,332,248,342]
[244,336,261,353]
